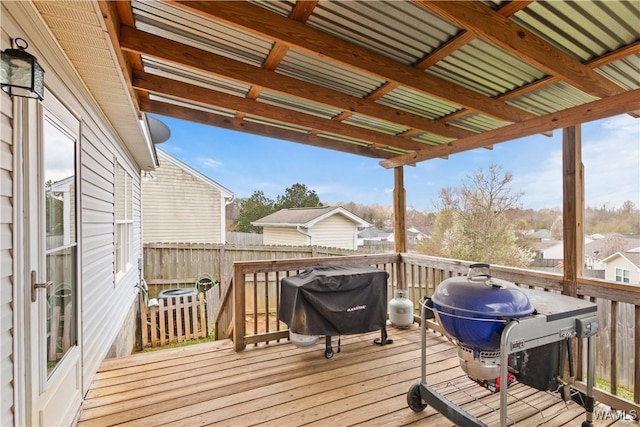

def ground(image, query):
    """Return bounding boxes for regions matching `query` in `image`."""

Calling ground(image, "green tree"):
[275,183,321,209]
[417,163,533,267]
[236,190,275,233]
[236,183,323,233]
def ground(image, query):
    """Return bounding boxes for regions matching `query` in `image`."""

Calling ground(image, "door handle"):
[31,270,52,302]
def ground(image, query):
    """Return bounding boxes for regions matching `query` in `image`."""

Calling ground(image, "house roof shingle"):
[252,206,370,228]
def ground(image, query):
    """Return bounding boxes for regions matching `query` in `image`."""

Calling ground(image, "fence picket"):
[143,292,211,348]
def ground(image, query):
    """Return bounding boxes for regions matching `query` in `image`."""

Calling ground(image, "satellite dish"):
[147,116,171,144]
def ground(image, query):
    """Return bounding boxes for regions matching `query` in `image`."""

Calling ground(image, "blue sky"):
[153,113,639,212]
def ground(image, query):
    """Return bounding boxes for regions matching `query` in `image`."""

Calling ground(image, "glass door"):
[26,92,82,426]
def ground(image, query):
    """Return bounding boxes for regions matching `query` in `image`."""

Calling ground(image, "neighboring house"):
[407,226,429,243]
[601,247,640,285]
[536,235,597,260]
[357,227,393,246]
[585,234,640,269]
[2,3,157,426]
[531,234,640,272]
[252,206,370,250]
[142,149,234,243]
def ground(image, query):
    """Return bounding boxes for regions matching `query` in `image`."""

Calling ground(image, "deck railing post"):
[233,264,246,351]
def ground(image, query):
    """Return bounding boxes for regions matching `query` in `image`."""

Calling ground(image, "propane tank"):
[389,289,414,328]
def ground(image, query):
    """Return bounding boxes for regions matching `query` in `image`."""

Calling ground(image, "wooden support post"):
[561,125,584,386]
[394,167,407,291]
[393,166,407,254]
[562,125,584,297]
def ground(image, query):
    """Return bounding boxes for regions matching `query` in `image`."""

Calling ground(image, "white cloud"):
[197,157,223,169]
[582,116,640,208]
[514,115,639,210]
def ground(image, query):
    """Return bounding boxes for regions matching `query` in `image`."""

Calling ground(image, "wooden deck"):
[78,326,634,427]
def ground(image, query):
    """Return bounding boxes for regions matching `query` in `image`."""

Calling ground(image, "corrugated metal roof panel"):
[132,0,273,67]
[277,49,385,98]
[507,82,599,116]
[316,132,372,147]
[317,132,412,155]
[427,38,547,97]
[410,133,454,147]
[249,0,294,17]
[244,115,312,133]
[304,1,459,65]
[447,113,511,133]
[342,115,409,136]
[142,58,251,97]
[257,91,342,120]
[596,55,640,91]
[377,86,463,120]
[149,93,236,117]
[511,1,640,62]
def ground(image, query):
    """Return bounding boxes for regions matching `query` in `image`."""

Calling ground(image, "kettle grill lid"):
[431,264,534,318]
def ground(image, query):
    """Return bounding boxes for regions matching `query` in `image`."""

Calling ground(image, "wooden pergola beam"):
[417,1,626,98]
[139,96,396,159]
[133,72,429,152]
[168,0,536,124]
[119,26,473,142]
[380,89,640,168]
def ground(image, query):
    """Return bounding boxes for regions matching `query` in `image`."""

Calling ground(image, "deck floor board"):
[79,326,605,426]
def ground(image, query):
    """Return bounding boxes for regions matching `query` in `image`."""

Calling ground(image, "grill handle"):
[468,263,491,280]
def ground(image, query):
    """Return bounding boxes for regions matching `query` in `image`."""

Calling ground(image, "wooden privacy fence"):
[140,293,207,347]
[143,242,353,298]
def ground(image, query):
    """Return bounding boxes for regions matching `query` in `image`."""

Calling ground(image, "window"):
[44,111,78,375]
[115,162,133,278]
[615,267,630,283]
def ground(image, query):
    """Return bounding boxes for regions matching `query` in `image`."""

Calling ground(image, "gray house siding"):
[142,154,227,243]
[2,1,149,423]
[0,28,15,425]
[263,227,309,246]
[80,128,141,394]
[310,215,358,249]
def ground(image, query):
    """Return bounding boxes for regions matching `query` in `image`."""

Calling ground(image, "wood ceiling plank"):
[167,0,536,123]
[139,97,396,159]
[380,88,640,168]
[119,26,473,140]
[132,72,432,152]
[418,1,626,98]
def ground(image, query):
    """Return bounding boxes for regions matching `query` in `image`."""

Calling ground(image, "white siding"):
[0,26,15,425]
[605,256,640,285]
[310,215,358,250]
[2,5,147,423]
[142,159,224,243]
[79,124,141,394]
[263,227,308,246]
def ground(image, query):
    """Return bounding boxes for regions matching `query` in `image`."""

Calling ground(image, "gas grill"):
[278,264,391,358]
[407,264,600,427]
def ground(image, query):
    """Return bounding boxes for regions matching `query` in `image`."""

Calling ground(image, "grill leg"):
[324,336,334,359]
[374,327,393,345]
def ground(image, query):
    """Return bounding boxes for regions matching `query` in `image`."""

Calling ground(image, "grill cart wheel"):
[407,383,427,412]
[324,348,334,359]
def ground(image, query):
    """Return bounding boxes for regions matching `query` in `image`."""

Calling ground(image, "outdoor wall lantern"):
[1,37,45,100]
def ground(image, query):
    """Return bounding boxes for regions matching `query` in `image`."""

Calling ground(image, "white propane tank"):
[389,289,414,328]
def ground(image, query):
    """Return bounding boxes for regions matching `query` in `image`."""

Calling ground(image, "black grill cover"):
[278,264,389,336]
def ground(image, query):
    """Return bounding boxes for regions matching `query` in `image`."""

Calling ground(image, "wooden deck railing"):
[230,253,639,414]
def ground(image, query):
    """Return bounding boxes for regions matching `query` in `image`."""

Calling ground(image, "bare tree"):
[418,163,533,267]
